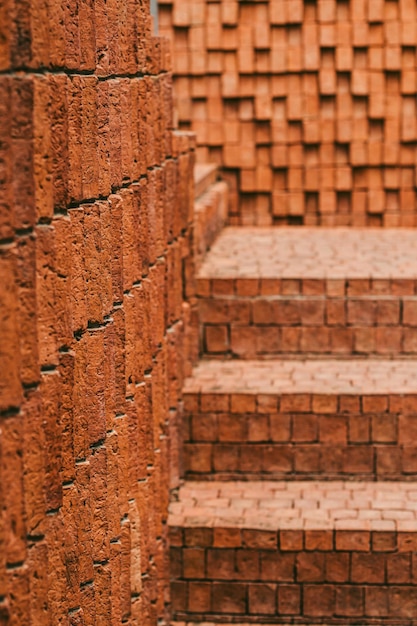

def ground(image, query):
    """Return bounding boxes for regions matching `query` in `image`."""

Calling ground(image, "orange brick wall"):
[160,0,417,226]
[0,1,195,623]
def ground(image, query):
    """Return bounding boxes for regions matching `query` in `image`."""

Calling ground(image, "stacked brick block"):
[0,1,197,623]
[160,0,417,225]
[183,375,417,480]
[171,481,417,623]
[196,227,417,358]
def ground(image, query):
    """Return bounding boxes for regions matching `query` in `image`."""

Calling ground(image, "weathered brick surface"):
[0,2,199,623]
[160,0,417,225]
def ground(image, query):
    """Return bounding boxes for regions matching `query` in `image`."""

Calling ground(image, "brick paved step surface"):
[183,359,417,480]
[195,164,219,199]
[169,481,417,625]
[197,228,417,357]
[172,623,409,626]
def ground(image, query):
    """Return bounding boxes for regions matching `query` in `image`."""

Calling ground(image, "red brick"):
[206,549,235,579]
[248,583,276,614]
[211,582,246,614]
[335,586,364,617]
[260,552,295,582]
[277,584,301,615]
[304,584,335,616]
[351,553,385,583]
[188,581,211,612]
[242,530,277,550]
[296,552,325,582]
[213,528,242,548]
[325,553,350,583]
[235,550,260,580]
[336,531,370,551]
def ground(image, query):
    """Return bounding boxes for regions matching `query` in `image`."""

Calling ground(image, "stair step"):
[194,163,218,199]
[197,228,417,357]
[169,480,417,624]
[183,359,417,480]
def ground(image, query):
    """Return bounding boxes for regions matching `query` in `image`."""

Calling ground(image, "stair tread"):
[194,163,218,198]
[184,358,417,395]
[169,480,417,532]
[197,227,417,280]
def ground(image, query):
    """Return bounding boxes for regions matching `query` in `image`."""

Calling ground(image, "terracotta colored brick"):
[336,531,370,552]
[325,553,350,583]
[260,551,295,582]
[205,325,229,353]
[296,552,326,582]
[304,584,335,616]
[235,549,260,580]
[184,527,213,548]
[213,528,242,548]
[188,581,211,612]
[231,393,256,413]
[291,414,317,442]
[213,444,239,472]
[305,530,333,551]
[242,530,277,550]
[277,584,301,615]
[201,394,229,413]
[351,553,385,583]
[372,531,396,552]
[183,546,206,579]
[335,586,364,617]
[211,582,246,614]
[206,549,235,579]
[248,583,276,614]
[389,586,417,618]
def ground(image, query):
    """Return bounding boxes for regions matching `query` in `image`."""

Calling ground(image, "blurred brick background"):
[0,0,197,622]
[160,0,417,226]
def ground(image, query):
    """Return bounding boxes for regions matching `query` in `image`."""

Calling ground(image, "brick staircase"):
[169,172,417,624]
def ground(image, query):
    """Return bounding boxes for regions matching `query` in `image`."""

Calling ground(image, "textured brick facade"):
[0,2,196,623]
[160,0,417,225]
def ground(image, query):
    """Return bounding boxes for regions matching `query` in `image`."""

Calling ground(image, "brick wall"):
[160,0,417,226]
[0,1,195,623]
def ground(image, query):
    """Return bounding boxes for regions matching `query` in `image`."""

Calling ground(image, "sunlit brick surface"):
[198,227,417,280]
[184,358,417,395]
[170,480,417,531]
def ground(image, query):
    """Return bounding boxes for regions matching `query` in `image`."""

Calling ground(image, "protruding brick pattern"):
[159,0,417,225]
[183,359,417,480]
[169,481,417,624]
[198,227,417,356]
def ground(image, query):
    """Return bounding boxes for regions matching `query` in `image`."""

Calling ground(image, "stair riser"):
[170,528,417,623]
[200,295,417,357]
[184,393,417,480]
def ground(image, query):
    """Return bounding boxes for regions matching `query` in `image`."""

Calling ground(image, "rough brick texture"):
[0,2,198,623]
[160,0,417,225]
